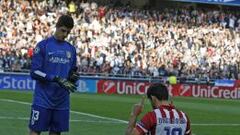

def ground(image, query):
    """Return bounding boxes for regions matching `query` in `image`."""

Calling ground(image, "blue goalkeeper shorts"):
[28,105,69,132]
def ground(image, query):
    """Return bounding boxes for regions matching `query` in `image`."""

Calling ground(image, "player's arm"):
[185,114,192,135]
[30,41,55,82]
[56,46,78,92]
[67,46,79,83]
[125,117,143,135]
[125,96,145,135]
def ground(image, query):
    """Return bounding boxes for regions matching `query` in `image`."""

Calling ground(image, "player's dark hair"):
[147,83,169,101]
[56,15,74,29]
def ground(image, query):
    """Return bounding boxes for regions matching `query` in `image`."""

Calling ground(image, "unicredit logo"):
[192,85,240,99]
[177,84,240,99]
[116,81,150,95]
[180,84,191,96]
[98,80,150,95]
[102,80,116,93]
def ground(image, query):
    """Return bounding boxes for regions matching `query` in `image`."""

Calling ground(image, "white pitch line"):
[0,116,239,126]
[0,116,124,124]
[70,110,127,124]
[0,99,31,105]
[0,98,128,124]
[0,116,28,120]
[192,123,240,126]
[1,99,240,126]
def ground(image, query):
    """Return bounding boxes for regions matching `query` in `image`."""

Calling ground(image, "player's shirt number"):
[164,126,182,135]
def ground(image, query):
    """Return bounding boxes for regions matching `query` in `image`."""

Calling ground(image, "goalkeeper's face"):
[54,26,72,41]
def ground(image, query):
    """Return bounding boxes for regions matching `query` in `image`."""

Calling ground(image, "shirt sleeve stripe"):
[136,123,148,133]
[34,70,47,78]
[185,129,191,134]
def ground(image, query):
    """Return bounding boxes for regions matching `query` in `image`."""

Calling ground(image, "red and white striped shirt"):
[136,104,191,135]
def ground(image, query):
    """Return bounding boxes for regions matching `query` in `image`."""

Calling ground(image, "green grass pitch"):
[0,90,240,135]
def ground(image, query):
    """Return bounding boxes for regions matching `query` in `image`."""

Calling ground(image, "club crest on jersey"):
[66,51,71,59]
[34,47,40,54]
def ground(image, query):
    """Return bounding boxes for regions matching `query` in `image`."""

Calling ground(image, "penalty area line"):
[1,98,240,126]
[0,98,128,124]
[0,116,239,126]
[0,116,124,124]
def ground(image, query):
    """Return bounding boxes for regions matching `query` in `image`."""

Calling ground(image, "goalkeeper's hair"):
[56,14,74,29]
[147,83,169,101]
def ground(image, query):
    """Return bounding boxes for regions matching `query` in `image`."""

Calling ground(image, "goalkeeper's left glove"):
[68,69,80,83]
[54,76,77,93]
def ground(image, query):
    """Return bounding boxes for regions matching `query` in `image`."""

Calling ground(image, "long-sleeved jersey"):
[30,36,77,110]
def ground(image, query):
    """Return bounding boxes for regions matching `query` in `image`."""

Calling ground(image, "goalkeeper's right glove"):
[53,76,77,92]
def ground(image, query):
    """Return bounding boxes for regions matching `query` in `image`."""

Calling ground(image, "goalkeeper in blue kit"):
[28,15,79,135]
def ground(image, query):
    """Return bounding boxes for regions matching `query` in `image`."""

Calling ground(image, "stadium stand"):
[0,0,240,80]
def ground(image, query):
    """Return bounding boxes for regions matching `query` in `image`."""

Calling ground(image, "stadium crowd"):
[0,0,240,80]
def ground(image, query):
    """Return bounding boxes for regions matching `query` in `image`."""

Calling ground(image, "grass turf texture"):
[0,90,240,135]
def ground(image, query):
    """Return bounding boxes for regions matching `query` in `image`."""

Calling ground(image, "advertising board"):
[0,73,35,90]
[0,73,239,99]
[97,79,240,99]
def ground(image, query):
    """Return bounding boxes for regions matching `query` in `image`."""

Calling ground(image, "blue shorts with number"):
[28,105,69,132]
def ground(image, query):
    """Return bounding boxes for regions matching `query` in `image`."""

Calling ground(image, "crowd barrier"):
[0,72,239,99]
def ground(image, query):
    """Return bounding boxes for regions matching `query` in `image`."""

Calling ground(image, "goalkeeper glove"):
[54,76,77,92]
[68,69,80,83]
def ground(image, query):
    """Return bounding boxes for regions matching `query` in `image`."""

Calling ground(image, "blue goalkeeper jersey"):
[30,36,77,110]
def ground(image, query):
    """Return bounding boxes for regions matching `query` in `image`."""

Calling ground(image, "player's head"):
[54,15,74,41]
[147,83,169,109]
[56,14,74,29]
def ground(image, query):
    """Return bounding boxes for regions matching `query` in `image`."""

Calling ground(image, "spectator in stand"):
[1,0,240,80]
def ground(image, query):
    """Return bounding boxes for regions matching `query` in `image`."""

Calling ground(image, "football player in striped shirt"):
[28,15,79,135]
[126,83,191,135]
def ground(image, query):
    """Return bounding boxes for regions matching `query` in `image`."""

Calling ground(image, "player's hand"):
[54,76,77,92]
[131,96,145,116]
[68,70,80,83]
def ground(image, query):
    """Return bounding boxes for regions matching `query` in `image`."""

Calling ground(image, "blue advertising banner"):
[172,0,240,6]
[0,73,35,90]
[0,73,98,93]
[76,79,97,93]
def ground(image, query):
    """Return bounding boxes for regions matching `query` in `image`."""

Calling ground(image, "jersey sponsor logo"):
[48,52,55,55]
[49,57,70,64]
[158,118,186,124]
